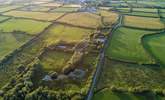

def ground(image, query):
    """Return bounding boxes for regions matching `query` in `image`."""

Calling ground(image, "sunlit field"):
[0,0,165,100]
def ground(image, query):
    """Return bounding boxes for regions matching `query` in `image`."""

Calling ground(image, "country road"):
[86,14,123,100]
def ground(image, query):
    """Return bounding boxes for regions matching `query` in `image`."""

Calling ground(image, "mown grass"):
[106,27,156,64]
[4,11,64,21]
[0,32,31,61]
[124,16,164,30]
[0,5,22,13]
[45,24,93,44]
[57,12,102,28]
[143,33,165,66]
[96,59,165,95]
[0,18,51,35]
[51,7,79,13]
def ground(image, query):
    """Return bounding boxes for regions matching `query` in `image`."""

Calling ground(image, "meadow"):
[20,6,51,12]
[142,33,165,66]
[0,18,51,35]
[45,24,93,44]
[99,10,118,26]
[0,16,9,22]
[0,32,31,61]
[40,50,73,72]
[4,11,65,21]
[122,12,159,18]
[57,12,102,28]
[93,89,165,100]
[50,7,79,13]
[0,5,22,13]
[106,27,156,64]
[96,59,165,98]
[124,16,164,30]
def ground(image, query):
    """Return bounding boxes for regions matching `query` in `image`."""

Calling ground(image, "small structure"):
[42,75,52,81]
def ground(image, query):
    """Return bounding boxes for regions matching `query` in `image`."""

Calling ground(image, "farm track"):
[86,14,123,100]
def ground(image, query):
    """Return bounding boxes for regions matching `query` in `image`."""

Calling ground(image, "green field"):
[57,12,102,28]
[45,24,93,44]
[20,6,51,12]
[51,7,79,12]
[93,89,165,100]
[4,11,65,21]
[106,27,156,64]
[122,12,159,18]
[40,50,73,72]
[124,16,164,30]
[0,18,51,35]
[143,33,165,66]
[0,16,9,21]
[96,59,165,97]
[0,5,22,13]
[0,32,31,61]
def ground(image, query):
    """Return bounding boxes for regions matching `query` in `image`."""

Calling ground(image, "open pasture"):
[57,12,102,28]
[20,6,51,12]
[0,32,32,61]
[39,3,62,7]
[143,33,165,66]
[3,10,65,21]
[133,8,158,13]
[106,27,156,64]
[0,5,22,13]
[63,4,81,8]
[99,10,118,26]
[40,50,73,72]
[124,16,164,30]
[122,12,159,18]
[0,18,51,35]
[96,59,165,96]
[45,24,93,44]
[50,7,79,13]
[0,16,9,22]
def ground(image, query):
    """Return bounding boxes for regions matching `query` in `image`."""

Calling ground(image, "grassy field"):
[93,89,165,100]
[0,18,51,35]
[0,5,22,13]
[63,4,81,8]
[122,12,159,18]
[96,59,165,96]
[57,12,102,28]
[133,8,158,13]
[0,16,9,21]
[4,11,65,21]
[40,50,73,72]
[106,27,156,64]
[51,7,79,13]
[143,33,165,66]
[40,3,62,7]
[20,6,51,12]
[0,32,32,61]
[99,10,118,26]
[45,24,93,44]
[124,16,164,30]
